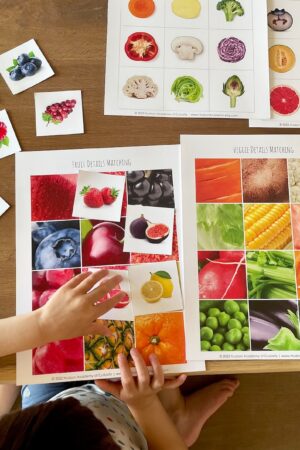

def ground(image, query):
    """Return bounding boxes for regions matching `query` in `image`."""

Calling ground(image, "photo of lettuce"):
[197,204,244,250]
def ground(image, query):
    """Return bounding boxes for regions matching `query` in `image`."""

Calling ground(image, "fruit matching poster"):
[105,0,270,119]
[250,0,300,128]
[181,134,300,360]
[15,146,204,384]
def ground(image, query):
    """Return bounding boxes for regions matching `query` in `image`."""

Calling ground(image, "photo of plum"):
[126,169,174,208]
[200,300,250,352]
[81,219,130,267]
[249,300,300,351]
[130,214,170,244]
[7,51,42,81]
[32,221,81,270]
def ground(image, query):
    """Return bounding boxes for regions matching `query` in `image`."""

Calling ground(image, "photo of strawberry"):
[0,121,9,148]
[101,187,119,205]
[80,186,104,208]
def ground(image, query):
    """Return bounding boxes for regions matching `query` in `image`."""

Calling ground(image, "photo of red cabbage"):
[249,300,300,351]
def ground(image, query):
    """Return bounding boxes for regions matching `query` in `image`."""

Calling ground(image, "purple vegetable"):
[218,37,246,63]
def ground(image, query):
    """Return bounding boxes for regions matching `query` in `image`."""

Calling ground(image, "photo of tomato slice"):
[125,32,158,61]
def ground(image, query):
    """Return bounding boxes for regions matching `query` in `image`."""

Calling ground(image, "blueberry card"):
[0,39,54,95]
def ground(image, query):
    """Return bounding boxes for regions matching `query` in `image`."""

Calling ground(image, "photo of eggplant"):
[126,169,174,208]
[249,300,299,351]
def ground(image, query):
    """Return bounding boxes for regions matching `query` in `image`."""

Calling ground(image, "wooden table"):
[0,0,299,383]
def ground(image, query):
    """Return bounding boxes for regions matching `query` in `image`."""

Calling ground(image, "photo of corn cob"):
[244,204,292,250]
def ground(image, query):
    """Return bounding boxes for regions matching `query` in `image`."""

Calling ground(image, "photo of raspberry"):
[42,99,77,125]
[0,121,9,148]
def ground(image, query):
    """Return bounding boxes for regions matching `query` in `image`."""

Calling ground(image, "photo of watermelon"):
[270,85,300,116]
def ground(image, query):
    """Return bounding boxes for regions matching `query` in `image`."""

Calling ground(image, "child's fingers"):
[95,379,122,398]
[149,353,164,391]
[75,269,110,293]
[87,274,123,302]
[130,348,150,389]
[118,353,135,391]
[164,374,187,390]
[93,291,127,317]
[63,271,91,289]
[87,320,114,337]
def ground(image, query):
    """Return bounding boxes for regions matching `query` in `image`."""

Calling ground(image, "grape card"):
[105,0,270,119]
[181,134,300,361]
[16,145,204,384]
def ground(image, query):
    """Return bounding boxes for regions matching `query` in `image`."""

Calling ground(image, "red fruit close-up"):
[101,186,119,205]
[31,174,77,221]
[82,221,130,266]
[38,289,57,308]
[80,186,104,208]
[33,343,66,374]
[0,121,7,140]
[32,270,48,290]
[109,290,130,309]
[53,338,84,362]
[46,269,74,288]
[32,290,41,311]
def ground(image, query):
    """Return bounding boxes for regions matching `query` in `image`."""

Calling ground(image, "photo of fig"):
[126,169,174,208]
[130,215,170,244]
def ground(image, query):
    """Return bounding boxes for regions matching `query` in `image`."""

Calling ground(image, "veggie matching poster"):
[250,0,300,128]
[181,134,300,360]
[105,0,270,119]
[15,146,204,384]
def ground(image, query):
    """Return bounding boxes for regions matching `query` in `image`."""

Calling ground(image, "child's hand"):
[96,348,186,409]
[36,270,125,343]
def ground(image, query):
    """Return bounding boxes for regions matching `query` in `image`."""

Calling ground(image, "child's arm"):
[97,349,188,450]
[0,270,125,358]
[0,384,20,417]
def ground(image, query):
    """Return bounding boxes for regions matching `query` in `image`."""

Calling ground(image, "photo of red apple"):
[82,220,130,266]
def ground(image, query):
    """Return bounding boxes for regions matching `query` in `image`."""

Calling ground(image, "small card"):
[0,110,21,159]
[129,261,183,316]
[0,197,10,216]
[35,90,84,136]
[73,171,125,222]
[0,39,54,95]
[124,205,174,255]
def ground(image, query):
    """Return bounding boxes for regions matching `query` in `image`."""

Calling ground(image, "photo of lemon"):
[269,45,296,73]
[141,280,163,303]
[171,0,201,19]
[150,271,174,298]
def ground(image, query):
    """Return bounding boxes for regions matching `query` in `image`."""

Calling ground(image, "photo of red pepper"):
[124,32,158,61]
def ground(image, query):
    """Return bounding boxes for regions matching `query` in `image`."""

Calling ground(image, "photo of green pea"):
[200,300,250,352]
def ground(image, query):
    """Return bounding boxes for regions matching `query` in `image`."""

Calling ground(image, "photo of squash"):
[135,312,186,365]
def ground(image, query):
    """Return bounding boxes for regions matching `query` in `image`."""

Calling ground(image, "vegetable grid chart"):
[181,135,300,360]
[105,0,270,119]
[251,0,300,128]
[16,146,203,384]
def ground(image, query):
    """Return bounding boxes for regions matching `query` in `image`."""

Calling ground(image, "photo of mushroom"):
[171,36,203,60]
[249,300,299,351]
[242,159,289,203]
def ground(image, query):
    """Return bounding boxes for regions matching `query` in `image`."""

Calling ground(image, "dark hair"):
[0,397,120,449]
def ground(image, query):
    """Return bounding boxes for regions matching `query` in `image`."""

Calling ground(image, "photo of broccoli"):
[217,0,245,22]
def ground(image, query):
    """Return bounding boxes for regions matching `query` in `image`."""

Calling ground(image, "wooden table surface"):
[0,0,299,383]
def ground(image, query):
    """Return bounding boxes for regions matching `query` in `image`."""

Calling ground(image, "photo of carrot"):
[195,158,242,203]
[291,205,300,250]
[295,252,300,299]
[128,0,155,18]
[244,204,292,250]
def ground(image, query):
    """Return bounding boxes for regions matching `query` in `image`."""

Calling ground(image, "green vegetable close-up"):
[217,0,245,22]
[223,75,245,108]
[197,204,244,250]
[171,76,203,103]
[200,300,250,352]
[247,251,296,299]
[264,310,300,351]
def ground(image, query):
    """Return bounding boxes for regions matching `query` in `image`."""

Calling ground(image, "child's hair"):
[0,397,120,449]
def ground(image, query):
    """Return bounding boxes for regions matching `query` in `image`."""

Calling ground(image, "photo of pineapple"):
[84,320,134,371]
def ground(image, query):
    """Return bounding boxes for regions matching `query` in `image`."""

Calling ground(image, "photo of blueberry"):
[9,67,25,81]
[126,169,175,208]
[7,51,42,82]
[32,221,81,270]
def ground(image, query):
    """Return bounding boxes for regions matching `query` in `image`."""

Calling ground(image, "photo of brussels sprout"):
[200,300,250,352]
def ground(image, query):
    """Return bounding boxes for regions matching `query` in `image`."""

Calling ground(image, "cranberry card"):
[16,145,204,384]
[0,109,21,159]
[35,90,84,136]
[0,39,54,95]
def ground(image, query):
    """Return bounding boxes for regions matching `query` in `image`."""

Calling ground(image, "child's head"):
[0,397,120,449]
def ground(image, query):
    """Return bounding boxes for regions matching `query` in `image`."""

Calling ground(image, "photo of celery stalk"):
[246,251,297,300]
